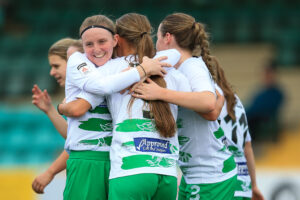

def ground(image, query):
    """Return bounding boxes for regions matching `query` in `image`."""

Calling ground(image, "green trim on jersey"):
[228,145,244,157]
[116,119,155,132]
[219,145,227,152]
[214,127,225,139]
[122,141,135,147]
[234,197,251,200]
[121,154,176,170]
[176,118,183,128]
[79,136,112,147]
[222,155,236,173]
[89,106,110,114]
[79,118,113,132]
[235,179,252,193]
[169,143,178,154]
[178,135,190,146]
[179,151,192,163]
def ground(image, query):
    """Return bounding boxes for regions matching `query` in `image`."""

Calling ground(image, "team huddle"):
[31,13,264,200]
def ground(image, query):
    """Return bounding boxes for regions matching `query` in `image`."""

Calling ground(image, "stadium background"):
[0,0,299,199]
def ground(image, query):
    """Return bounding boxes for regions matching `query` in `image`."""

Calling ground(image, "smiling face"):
[49,55,67,87]
[81,28,117,66]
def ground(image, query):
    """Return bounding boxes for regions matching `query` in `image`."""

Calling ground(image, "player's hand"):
[132,78,164,100]
[141,56,171,77]
[252,186,264,200]
[32,84,53,114]
[32,170,54,194]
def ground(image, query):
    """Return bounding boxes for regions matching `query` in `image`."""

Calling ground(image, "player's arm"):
[58,98,91,118]
[46,106,68,139]
[81,49,181,96]
[32,84,67,139]
[32,150,69,194]
[82,56,172,95]
[132,78,216,113]
[199,90,224,121]
[244,141,265,200]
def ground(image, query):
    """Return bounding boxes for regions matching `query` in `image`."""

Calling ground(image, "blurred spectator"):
[246,60,285,143]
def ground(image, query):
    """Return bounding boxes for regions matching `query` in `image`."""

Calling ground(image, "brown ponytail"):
[160,13,216,81]
[116,13,176,138]
[160,13,237,120]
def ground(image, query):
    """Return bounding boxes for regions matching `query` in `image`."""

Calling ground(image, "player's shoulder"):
[164,68,189,88]
[167,68,186,79]
[67,52,95,76]
[67,52,91,67]
[110,56,128,65]
[155,49,180,58]
[179,57,207,72]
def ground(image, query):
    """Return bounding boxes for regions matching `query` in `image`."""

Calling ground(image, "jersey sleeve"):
[245,128,252,142]
[236,95,252,142]
[82,66,140,95]
[180,58,215,94]
[66,52,96,90]
[172,70,192,92]
[76,91,105,110]
[154,49,181,67]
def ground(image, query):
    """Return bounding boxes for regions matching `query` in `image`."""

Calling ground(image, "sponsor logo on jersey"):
[134,137,171,154]
[237,162,249,176]
[77,62,92,75]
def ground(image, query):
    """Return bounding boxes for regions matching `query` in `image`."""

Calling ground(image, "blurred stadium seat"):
[0,110,64,165]
[0,0,299,98]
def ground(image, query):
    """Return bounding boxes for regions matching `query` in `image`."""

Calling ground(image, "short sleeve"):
[154,49,181,67]
[245,129,252,142]
[76,91,105,109]
[179,58,215,94]
[66,52,96,90]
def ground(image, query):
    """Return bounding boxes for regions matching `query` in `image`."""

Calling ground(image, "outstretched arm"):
[132,78,216,113]
[244,141,264,200]
[82,56,171,95]
[32,150,69,194]
[32,84,67,139]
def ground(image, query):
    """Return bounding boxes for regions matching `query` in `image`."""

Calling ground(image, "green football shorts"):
[178,175,238,200]
[63,150,110,200]
[109,173,177,200]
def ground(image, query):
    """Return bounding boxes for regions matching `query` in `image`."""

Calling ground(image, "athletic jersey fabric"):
[217,85,252,197]
[177,57,237,184]
[107,66,191,179]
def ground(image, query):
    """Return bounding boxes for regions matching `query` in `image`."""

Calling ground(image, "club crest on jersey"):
[77,62,92,75]
[134,137,171,154]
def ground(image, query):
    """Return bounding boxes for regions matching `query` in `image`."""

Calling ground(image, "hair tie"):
[140,32,148,37]
[80,25,115,37]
